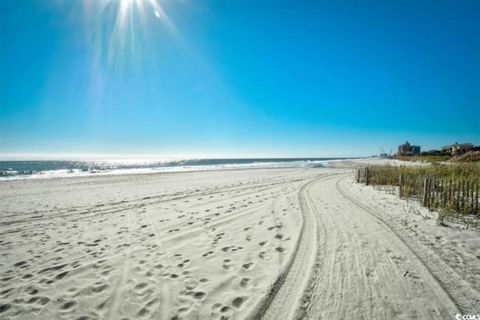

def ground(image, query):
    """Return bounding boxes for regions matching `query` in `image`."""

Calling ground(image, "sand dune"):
[1,167,479,319]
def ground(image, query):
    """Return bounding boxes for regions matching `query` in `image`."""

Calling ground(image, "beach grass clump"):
[357,163,480,223]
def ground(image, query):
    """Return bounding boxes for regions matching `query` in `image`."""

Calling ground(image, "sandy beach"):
[3,0,479,318]
[1,166,479,319]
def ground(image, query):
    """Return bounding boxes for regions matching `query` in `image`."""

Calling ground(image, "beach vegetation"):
[356,163,480,225]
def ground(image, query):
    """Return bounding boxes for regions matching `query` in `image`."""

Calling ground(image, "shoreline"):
[0,157,418,182]
[0,165,330,183]
[0,158,345,182]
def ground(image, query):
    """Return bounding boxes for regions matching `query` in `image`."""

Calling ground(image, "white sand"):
[0,166,479,319]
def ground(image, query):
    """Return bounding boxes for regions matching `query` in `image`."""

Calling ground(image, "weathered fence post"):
[455,181,461,210]
[470,180,474,214]
[430,178,434,208]
[441,179,446,206]
[365,168,370,186]
[423,177,429,207]
[476,182,479,214]
[429,178,434,208]
[448,180,452,203]
[399,174,403,198]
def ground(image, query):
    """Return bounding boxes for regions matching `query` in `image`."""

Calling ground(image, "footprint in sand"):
[60,301,76,311]
[134,282,149,293]
[275,247,286,253]
[177,306,189,315]
[193,291,206,300]
[390,254,406,264]
[239,277,250,288]
[242,262,254,270]
[14,260,28,268]
[223,259,233,270]
[232,296,248,309]
[220,305,231,313]
[56,271,69,280]
[177,259,190,268]
[26,286,39,295]
[0,304,11,314]
[202,251,214,257]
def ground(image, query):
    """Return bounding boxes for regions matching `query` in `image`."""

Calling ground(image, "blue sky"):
[1,0,479,158]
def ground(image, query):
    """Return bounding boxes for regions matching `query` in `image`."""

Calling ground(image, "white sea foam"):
[0,159,337,181]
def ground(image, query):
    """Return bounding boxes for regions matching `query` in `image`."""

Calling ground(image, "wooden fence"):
[356,167,480,215]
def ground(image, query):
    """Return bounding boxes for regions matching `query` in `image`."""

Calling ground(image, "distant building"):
[397,141,421,155]
[411,145,421,155]
[442,143,474,155]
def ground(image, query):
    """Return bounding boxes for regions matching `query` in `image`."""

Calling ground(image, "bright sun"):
[82,0,178,66]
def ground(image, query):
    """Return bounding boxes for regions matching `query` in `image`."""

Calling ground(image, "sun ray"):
[77,0,230,110]
[81,0,177,69]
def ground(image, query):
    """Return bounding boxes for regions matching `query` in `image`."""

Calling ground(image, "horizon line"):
[0,153,366,161]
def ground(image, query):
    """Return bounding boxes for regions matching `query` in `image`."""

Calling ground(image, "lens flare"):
[77,0,228,109]
[81,0,177,67]
[77,0,194,107]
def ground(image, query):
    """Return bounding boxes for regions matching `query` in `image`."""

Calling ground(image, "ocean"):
[0,158,347,180]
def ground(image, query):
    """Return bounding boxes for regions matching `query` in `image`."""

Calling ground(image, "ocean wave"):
[0,158,343,181]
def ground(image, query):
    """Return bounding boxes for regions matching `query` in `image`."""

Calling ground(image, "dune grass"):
[357,163,480,225]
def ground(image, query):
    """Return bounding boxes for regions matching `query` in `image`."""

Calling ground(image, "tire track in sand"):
[299,174,460,319]
[259,172,469,319]
[255,173,335,320]
[335,175,480,315]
